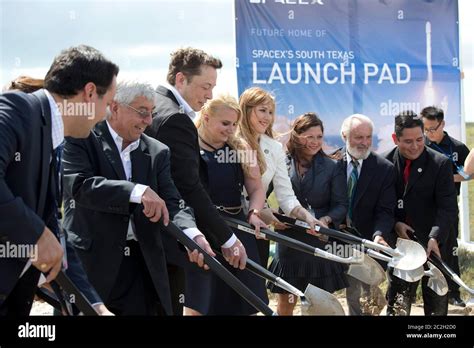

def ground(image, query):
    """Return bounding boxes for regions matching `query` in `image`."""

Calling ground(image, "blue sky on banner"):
[0,0,473,135]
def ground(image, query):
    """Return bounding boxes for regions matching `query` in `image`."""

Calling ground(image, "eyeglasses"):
[424,121,442,134]
[121,103,157,119]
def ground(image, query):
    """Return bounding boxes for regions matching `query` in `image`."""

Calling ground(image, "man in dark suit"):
[337,114,396,315]
[384,112,458,316]
[0,45,118,315]
[145,47,247,315]
[421,106,470,307]
[62,81,213,315]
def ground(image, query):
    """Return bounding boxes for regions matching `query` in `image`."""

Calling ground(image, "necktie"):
[403,159,412,187]
[347,159,359,220]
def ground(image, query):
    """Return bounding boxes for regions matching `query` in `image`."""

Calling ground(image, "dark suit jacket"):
[384,146,458,247]
[288,152,348,226]
[0,90,101,312]
[337,150,396,241]
[62,121,196,315]
[145,86,233,248]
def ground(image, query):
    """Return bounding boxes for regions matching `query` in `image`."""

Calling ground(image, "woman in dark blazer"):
[268,112,348,315]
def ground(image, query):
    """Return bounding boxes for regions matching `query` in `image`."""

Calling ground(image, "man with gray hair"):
[62,80,213,315]
[337,114,396,315]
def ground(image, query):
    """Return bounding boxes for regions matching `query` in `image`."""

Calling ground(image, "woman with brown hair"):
[238,87,325,269]
[268,112,348,315]
[183,95,269,315]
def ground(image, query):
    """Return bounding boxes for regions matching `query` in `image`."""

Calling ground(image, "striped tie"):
[347,159,359,221]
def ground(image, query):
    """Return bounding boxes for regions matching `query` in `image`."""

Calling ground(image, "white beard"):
[346,142,371,160]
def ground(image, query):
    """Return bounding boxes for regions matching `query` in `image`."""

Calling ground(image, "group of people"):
[1,44,472,317]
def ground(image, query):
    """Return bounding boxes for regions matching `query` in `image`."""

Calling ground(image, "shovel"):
[346,248,386,286]
[158,221,277,316]
[37,270,99,316]
[366,248,448,296]
[223,217,362,264]
[273,213,426,271]
[406,231,473,302]
[242,256,345,315]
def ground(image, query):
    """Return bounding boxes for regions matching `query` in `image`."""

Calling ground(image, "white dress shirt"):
[106,121,203,242]
[165,84,197,121]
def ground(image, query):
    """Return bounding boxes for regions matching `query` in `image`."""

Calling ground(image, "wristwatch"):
[247,208,259,223]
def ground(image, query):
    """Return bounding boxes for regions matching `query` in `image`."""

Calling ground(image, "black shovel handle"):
[158,221,275,316]
[214,249,279,285]
[406,231,458,283]
[53,270,99,316]
[224,217,319,256]
[273,213,364,245]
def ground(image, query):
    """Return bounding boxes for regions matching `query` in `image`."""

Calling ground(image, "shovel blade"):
[347,250,385,286]
[388,238,427,271]
[426,262,448,296]
[301,284,345,315]
[393,265,425,282]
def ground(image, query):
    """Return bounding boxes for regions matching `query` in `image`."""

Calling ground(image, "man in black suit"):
[0,45,118,315]
[337,114,396,315]
[421,106,470,307]
[145,47,247,315]
[62,81,213,315]
[384,112,458,316]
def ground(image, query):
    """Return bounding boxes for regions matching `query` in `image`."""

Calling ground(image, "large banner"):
[235,0,461,152]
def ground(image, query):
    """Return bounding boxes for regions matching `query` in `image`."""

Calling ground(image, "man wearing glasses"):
[62,80,213,315]
[421,106,471,307]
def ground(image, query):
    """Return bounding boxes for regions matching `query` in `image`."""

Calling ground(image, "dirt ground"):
[30,293,473,316]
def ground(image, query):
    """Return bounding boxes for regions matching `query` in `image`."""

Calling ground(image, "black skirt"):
[184,217,268,315]
[267,227,349,294]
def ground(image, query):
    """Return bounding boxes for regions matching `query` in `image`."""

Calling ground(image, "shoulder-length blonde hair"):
[195,95,253,176]
[237,87,276,175]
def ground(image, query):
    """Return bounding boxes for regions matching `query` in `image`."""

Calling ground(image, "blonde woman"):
[238,87,325,268]
[183,95,268,315]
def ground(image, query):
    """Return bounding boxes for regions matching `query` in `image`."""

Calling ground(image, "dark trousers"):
[107,241,163,316]
[346,275,371,315]
[256,239,270,268]
[0,266,40,316]
[166,263,185,316]
[386,267,448,316]
[442,223,462,298]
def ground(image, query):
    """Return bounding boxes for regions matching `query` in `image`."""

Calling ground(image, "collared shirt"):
[346,152,363,183]
[106,121,203,242]
[44,89,64,151]
[106,121,149,241]
[165,84,197,120]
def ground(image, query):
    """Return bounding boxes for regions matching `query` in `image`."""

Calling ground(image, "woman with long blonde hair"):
[237,87,325,270]
[184,94,269,315]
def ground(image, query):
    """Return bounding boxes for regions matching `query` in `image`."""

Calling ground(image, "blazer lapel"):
[95,121,127,180]
[33,90,52,217]
[353,153,375,208]
[131,138,151,186]
[405,149,428,196]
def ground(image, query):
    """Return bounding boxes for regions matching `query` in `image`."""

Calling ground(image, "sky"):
[1,0,473,124]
